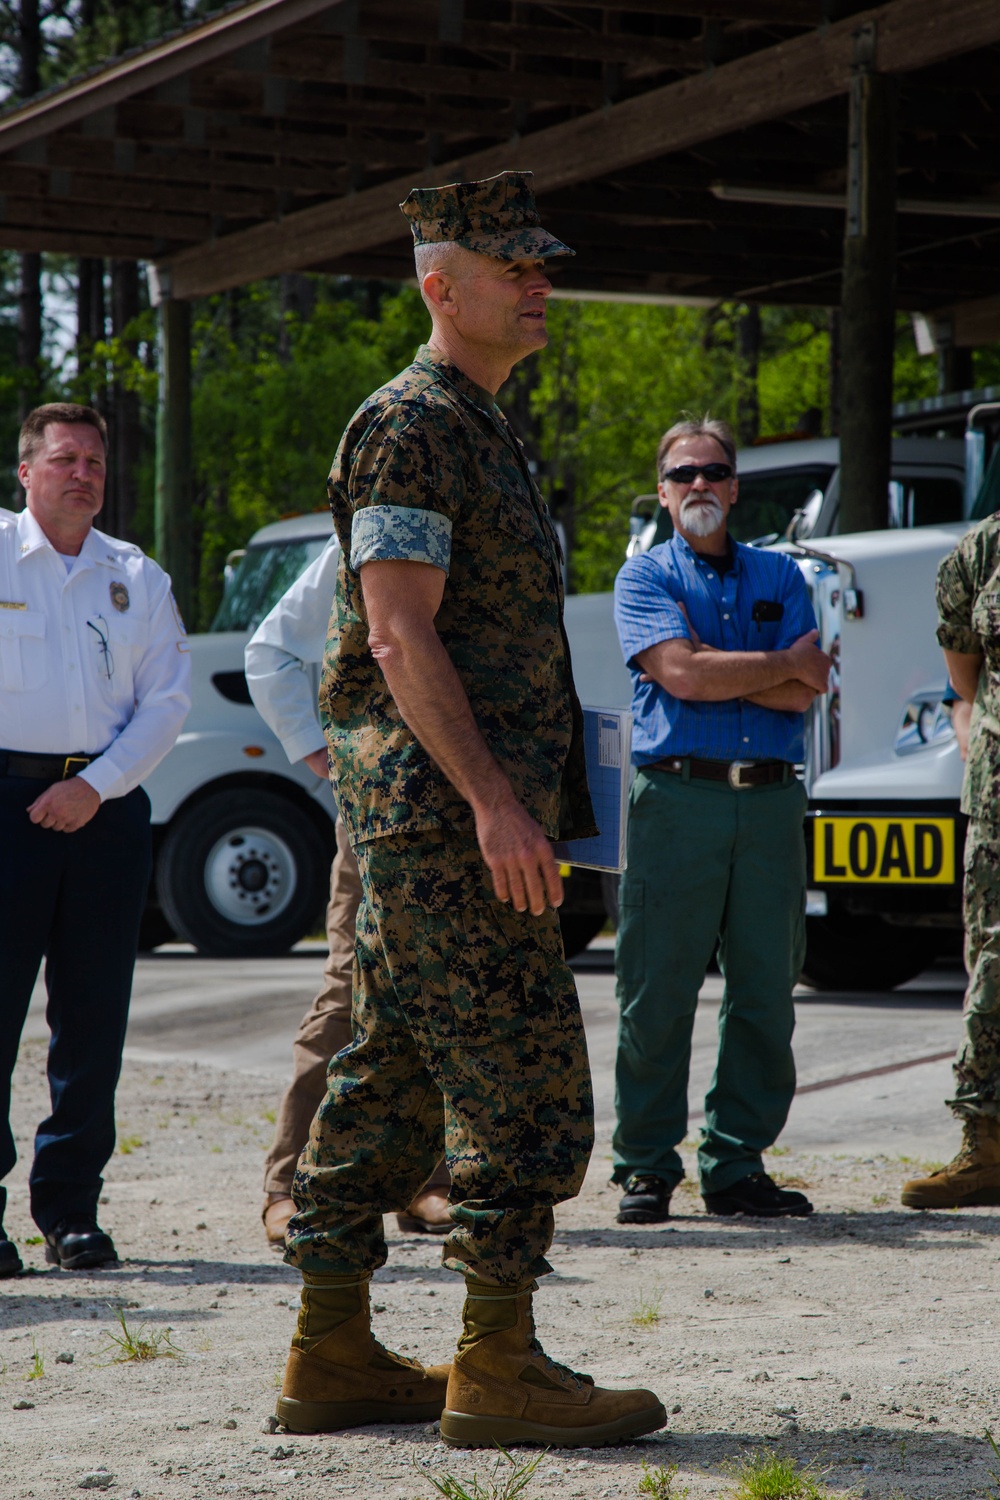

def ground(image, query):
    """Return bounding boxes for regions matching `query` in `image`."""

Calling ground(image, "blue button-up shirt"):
[614,533,817,766]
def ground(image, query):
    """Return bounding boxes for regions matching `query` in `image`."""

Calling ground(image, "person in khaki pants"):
[245,538,449,1248]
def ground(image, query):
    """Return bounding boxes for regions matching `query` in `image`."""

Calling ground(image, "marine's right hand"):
[474,798,563,917]
[785,629,832,694]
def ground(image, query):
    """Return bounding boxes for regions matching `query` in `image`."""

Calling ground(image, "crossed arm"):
[636,616,831,712]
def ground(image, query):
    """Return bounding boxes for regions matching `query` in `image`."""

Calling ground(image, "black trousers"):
[0,777,151,1233]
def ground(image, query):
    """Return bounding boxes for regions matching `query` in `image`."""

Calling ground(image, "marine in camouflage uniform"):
[902,513,1000,1208]
[276,171,666,1447]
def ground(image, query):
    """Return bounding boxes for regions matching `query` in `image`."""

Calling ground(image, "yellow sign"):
[813,816,955,885]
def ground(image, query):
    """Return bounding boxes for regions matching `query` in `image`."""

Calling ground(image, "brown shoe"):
[276,1275,450,1434]
[263,1195,296,1250]
[440,1282,666,1449]
[396,1186,451,1235]
[902,1117,1000,1209]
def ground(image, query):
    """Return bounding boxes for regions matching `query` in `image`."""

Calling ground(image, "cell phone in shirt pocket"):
[751,598,784,650]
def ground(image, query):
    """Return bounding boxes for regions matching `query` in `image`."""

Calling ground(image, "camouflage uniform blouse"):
[320,344,597,848]
[936,513,1000,827]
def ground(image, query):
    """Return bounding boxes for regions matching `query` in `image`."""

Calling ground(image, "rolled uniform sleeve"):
[936,540,982,655]
[614,553,690,668]
[346,409,465,574]
[79,570,191,801]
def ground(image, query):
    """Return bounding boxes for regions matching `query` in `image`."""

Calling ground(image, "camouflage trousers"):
[949,820,1000,1119]
[285,828,594,1285]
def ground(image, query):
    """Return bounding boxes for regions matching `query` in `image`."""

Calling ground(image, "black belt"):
[648,756,792,790]
[0,750,96,780]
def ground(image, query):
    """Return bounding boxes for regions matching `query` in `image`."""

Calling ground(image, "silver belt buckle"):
[727,759,755,789]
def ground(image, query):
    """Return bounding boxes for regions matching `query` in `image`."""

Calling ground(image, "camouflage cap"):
[399,170,574,260]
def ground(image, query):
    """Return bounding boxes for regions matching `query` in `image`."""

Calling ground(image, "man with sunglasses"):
[612,416,831,1225]
[0,404,190,1279]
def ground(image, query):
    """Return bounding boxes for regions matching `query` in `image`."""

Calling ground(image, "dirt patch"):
[3,1040,999,1499]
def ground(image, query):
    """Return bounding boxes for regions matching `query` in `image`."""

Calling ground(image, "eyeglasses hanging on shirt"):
[87,615,115,681]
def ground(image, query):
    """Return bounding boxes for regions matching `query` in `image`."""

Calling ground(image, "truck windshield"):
[210,538,329,633]
[728,465,835,543]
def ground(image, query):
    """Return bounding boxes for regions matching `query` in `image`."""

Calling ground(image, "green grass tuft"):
[25,1340,44,1381]
[724,1447,827,1499]
[631,1286,665,1327]
[101,1306,182,1363]
[638,1458,689,1497]
[420,1444,546,1500]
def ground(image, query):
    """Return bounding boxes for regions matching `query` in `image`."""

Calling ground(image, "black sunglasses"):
[663,463,734,483]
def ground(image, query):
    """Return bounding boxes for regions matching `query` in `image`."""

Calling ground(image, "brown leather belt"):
[648,756,792,790]
[0,750,96,780]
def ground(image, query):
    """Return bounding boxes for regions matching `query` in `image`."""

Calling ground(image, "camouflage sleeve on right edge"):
[936,536,982,655]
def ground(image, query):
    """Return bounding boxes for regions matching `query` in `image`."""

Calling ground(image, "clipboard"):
[554,706,632,873]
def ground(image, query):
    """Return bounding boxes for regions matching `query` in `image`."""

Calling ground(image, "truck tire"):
[157,789,330,958]
[799,912,938,992]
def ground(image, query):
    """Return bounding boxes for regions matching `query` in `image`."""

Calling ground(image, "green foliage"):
[723,1447,827,1500]
[638,1458,690,1497]
[630,1286,665,1327]
[25,1339,44,1381]
[187,282,426,626]
[421,1444,546,1500]
[101,1305,181,1363]
[984,1427,1000,1495]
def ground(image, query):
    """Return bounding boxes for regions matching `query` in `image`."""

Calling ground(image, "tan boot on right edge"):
[901,1117,1000,1209]
[276,1273,450,1434]
[441,1280,666,1449]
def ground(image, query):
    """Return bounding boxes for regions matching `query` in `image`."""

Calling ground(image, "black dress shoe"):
[44,1216,119,1270]
[703,1171,813,1218]
[617,1173,673,1224]
[0,1230,23,1278]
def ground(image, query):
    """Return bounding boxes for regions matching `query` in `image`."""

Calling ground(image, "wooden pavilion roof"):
[0,0,999,313]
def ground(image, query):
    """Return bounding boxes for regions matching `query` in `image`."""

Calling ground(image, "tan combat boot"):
[440,1280,667,1448]
[276,1273,450,1433]
[901,1117,1000,1209]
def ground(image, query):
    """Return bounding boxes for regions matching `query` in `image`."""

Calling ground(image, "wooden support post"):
[154,284,193,626]
[838,24,897,533]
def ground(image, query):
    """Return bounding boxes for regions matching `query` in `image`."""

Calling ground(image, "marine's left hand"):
[27,778,101,832]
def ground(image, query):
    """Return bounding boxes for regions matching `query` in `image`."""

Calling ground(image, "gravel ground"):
[3,1039,1000,1500]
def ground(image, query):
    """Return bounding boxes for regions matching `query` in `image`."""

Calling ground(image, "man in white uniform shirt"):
[0,404,190,1277]
[245,540,449,1249]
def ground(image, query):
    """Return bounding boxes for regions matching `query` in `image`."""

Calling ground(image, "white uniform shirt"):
[244,537,340,764]
[0,507,192,801]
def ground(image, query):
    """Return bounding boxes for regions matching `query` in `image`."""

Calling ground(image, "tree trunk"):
[736,305,761,447]
[106,260,142,540]
[16,1,42,432]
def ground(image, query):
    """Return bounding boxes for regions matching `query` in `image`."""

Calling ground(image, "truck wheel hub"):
[205,827,296,925]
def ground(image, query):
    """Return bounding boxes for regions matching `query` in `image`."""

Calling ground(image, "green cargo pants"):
[948,820,1000,1120]
[285,828,594,1285]
[613,766,806,1193]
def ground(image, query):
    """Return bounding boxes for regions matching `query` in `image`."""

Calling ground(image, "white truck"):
[141,511,607,959]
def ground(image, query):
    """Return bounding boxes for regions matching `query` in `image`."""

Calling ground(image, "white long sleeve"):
[244,537,340,764]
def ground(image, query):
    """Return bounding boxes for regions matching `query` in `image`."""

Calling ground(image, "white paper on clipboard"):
[553,706,632,874]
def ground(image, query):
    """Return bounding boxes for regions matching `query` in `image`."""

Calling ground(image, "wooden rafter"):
[160,0,1000,297]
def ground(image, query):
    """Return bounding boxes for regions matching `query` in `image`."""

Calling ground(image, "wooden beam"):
[1,160,278,219]
[1,192,208,242]
[29,134,342,195]
[0,0,344,155]
[266,43,613,106]
[273,17,701,69]
[0,226,154,257]
[166,0,1000,298]
[542,1,822,18]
